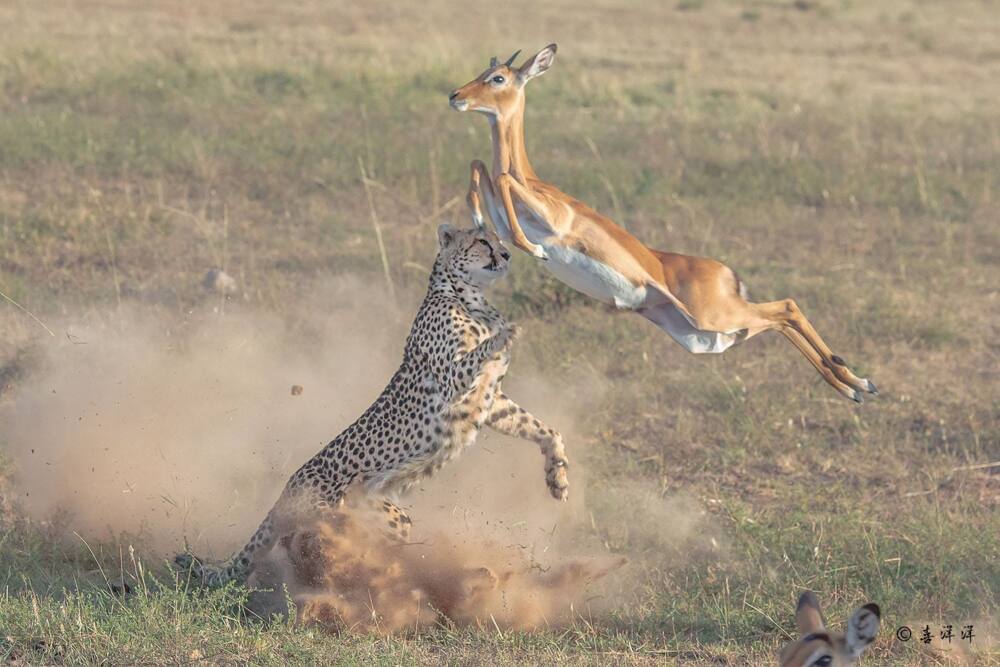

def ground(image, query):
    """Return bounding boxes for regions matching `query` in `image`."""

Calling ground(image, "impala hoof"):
[865,379,879,395]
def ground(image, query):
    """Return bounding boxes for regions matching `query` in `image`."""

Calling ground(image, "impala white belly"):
[504,209,647,310]
[541,244,649,309]
[640,301,740,354]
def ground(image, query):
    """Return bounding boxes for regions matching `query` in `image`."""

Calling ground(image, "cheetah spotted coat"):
[176,225,569,586]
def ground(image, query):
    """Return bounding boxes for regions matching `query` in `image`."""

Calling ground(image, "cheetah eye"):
[491,75,505,84]
[478,239,491,247]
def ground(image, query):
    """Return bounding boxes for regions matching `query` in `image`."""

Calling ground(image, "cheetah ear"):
[437,223,456,248]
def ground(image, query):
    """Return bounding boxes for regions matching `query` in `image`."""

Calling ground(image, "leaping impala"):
[449,44,878,403]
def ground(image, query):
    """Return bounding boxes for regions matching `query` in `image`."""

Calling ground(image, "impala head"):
[437,223,511,287]
[449,43,557,117]
[779,592,881,667]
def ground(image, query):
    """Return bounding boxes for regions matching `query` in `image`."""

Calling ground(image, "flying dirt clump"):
[244,493,625,633]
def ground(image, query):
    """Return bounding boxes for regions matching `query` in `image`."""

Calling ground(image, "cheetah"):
[779,591,881,666]
[176,224,570,586]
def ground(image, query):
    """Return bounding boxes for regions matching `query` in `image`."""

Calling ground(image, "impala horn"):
[504,49,521,67]
[490,56,499,68]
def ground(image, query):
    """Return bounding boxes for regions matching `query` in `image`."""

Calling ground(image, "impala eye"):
[812,657,832,667]
[491,75,505,84]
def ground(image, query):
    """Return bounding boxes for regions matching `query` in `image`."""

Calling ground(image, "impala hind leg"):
[648,251,874,401]
[750,299,877,399]
[642,294,872,401]
[638,299,858,400]
[778,327,862,402]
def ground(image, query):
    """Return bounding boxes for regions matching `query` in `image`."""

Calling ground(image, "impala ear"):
[518,43,557,84]
[845,603,881,658]
[437,223,457,248]
[795,591,826,635]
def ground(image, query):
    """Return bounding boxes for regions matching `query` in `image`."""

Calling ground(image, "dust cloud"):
[1,277,717,631]
[245,491,626,633]
[2,278,403,556]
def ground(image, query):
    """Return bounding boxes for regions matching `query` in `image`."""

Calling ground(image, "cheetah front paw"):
[494,323,521,352]
[545,454,569,501]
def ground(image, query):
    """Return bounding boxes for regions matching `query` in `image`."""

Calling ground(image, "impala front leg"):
[467,159,492,230]
[495,173,550,260]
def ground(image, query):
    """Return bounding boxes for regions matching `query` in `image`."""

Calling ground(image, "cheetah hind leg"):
[174,550,246,587]
[175,498,412,586]
[338,492,413,542]
[175,513,275,588]
[370,498,412,542]
[173,551,229,586]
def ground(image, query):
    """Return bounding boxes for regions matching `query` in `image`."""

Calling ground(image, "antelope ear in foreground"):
[778,591,881,666]
[845,602,881,658]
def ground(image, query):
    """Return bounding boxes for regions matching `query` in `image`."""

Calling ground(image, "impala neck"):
[489,99,537,182]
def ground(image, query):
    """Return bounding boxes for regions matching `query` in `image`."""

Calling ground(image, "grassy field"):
[2,0,1000,664]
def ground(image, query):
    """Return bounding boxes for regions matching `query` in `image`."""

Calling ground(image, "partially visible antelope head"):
[779,592,881,666]
[449,43,557,117]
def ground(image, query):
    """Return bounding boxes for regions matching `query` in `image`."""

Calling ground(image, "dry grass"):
[1,0,999,664]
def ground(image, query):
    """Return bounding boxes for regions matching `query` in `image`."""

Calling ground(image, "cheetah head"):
[437,223,511,288]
